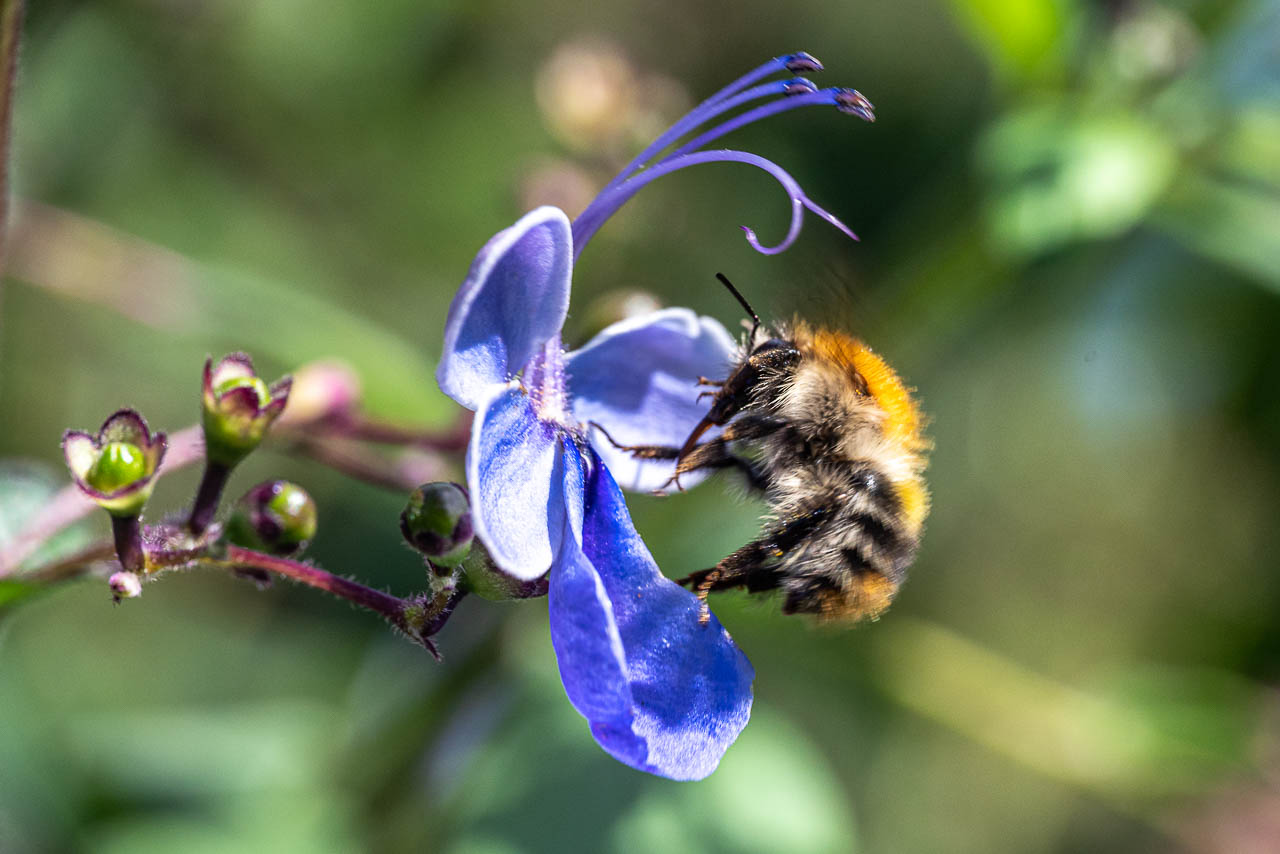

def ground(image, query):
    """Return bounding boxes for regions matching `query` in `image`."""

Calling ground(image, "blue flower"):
[436,52,872,780]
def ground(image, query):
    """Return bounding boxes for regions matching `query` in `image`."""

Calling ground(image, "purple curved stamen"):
[600,79,814,200]
[703,52,822,109]
[571,149,857,258]
[660,88,872,166]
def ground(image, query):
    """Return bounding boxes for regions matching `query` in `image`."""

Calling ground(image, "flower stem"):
[288,435,448,493]
[18,540,114,586]
[111,514,144,572]
[221,544,411,631]
[0,415,464,579]
[187,460,232,535]
[323,412,471,452]
[0,0,24,269]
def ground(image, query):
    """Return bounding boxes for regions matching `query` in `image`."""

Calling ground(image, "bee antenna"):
[715,272,761,343]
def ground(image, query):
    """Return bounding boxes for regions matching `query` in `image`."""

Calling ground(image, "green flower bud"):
[225,480,317,555]
[63,409,167,517]
[400,482,473,568]
[201,353,292,466]
[85,442,147,493]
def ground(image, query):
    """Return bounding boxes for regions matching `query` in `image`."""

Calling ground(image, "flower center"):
[525,335,574,430]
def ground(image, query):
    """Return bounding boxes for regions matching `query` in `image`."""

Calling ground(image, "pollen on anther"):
[783,52,824,74]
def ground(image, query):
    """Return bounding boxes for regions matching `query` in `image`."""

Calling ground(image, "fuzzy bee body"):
[600,305,930,622]
[693,320,930,620]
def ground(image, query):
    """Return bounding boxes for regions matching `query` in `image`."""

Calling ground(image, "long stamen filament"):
[601,52,824,194]
[601,79,813,199]
[702,52,822,108]
[571,149,857,258]
[660,88,871,165]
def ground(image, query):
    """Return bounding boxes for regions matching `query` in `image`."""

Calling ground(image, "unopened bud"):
[201,353,291,466]
[225,480,317,555]
[400,482,473,568]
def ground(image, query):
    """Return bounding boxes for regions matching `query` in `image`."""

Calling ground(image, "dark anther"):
[834,88,876,121]
[783,52,823,74]
[783,78,819,96]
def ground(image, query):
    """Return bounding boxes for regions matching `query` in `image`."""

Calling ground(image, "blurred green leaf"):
[1154,172,1280,294]
[447,671,858,854]
[0,462,63,546]
[0,579,38,608]
[87,791,361,854]
[943,0,1066,82]
[67,700,344,796]
[979,106,1177,255]
[867,618,1260,802]
[0,461,96,609]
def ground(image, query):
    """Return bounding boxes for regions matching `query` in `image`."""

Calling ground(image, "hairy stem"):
[219,545,410,630]
[0,0,23,271]
[110,514,144,571]
[187,460,232,535]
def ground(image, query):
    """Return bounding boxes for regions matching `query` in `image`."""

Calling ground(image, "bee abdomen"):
[779,464,918,621]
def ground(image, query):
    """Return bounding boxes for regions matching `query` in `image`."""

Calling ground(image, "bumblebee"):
[599,274,930,623]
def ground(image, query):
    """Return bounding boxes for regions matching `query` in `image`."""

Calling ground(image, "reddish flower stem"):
[111,514,144,572]
[187,460,232,536]
[0,0,24,270]
[223,546,407,625]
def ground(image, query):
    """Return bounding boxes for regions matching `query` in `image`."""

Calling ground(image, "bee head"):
[750,337,792,357]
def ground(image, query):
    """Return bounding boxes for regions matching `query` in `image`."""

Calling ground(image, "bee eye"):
[850,370,870,395]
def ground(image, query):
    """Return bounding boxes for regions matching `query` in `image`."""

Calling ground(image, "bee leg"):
[679,541,770,625]
[669,440,769,493]
[587,421,680,460]
[664,415,781,490]
[673,346,801,470]
[695,377,724,402]
[591,419,776,494]
[681,567,723,625]
[678,507,831,623]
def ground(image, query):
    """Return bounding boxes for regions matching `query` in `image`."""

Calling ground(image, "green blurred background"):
[2,0,1279,851]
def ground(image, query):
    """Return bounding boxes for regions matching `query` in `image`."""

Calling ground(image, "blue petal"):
[566,308,738,493]
[467,385,574,581]
[438,207,574,411]
[549,442,754,780]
